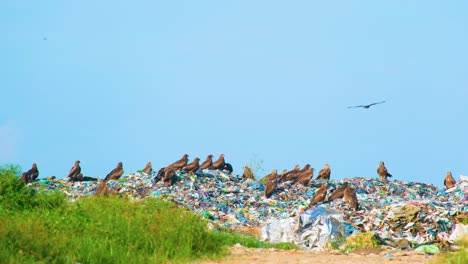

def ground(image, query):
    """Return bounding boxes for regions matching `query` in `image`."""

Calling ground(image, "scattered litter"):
[28,170,468,251]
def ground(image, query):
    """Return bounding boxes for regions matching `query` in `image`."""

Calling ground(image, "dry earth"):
[201,245,436,264]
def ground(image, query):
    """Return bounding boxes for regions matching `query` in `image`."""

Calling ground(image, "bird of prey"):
[328,182,349,201]
[143,162,153,174]
[199,155,214,170]
[25,163,39,181]
[222,163,233,174]
[211,154,225,170]
[95,180,113,196]
[163,169,176,187]
[282,164,301,183]
[316,164,331,181]
[67,160,81,179]
[182,158,200,174]
[306,182,328,210]
[166,154,189,171]
[295,166,314,186]
[243,166,255,179]
[264,169,278,198]
[444,171,456,189]
[347,100,386,109]
[344,186,359,210]
[377,161,392,181]
[155,167,166,182]
[277,169,288,183]
[104,162,124,181]
[19,172,28,183]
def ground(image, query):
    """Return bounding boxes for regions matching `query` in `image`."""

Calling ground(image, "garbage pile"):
[29,170,468,251]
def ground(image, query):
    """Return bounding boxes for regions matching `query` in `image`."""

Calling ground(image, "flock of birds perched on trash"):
[18,153,458,212]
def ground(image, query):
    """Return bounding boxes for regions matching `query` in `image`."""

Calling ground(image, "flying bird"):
[67,160,81,179]
[306,182,328,210]
[344,186,359,210]
[166,154,189,171]
[377,161,392,181]
[347,100,386,109]
[316,164,331,181]
[243,166,255,180]
[211,154,225,170]
[104,162,124,181]
[444,171,456,189]
[143,162,153,174]
[328,182,349,201]
[25,163,39,181]
[199,155,214,170]
[182,158,200,174]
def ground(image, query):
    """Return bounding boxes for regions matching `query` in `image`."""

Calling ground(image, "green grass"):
[0,164,296,263]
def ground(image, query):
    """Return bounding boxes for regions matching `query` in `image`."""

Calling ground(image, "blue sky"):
[2,1,467,187]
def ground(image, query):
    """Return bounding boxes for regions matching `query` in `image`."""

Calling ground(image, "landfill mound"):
[29,170,468,251]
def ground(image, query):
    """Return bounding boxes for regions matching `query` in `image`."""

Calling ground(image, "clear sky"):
[2,1,467,187]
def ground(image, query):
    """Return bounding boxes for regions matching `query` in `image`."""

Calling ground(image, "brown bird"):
[211,154,225,170]
[163,168,176,187]
[199,155,213,170]
[243,166,255,180]
[155,168,165,182]
[328,182,349,201]
[25,163,39,181]
[344,186,359,210]
[67,160,81,179]
[143,162,153,174]
[282,164,301,183]
[182,158,200,174]
[166,154,189,171]
[444,171,456,189]
[104,162,124,181]
[264,169,278,198]
[296,166,314,186]
[316,164,331,181]
[19,172,28,183]
[377,161,392,181]
[306,182,328,210]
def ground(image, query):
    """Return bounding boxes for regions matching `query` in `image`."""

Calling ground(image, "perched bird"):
[444,171,456,189]
[25,163,39,181]
[182,158,200,174]
[166,154,189,171]
[155,168,165,182]
[163,169,176,187]
[243,166,255,179]
[19,172,28,183]
[104,162,124,181]
[316,164,331,181]
[143,162,153,174]
[67,160,81,179]
[282,164,301,183]
[295,166,314,186]
[328,182,349,201]
[199,155,214,170]
[211,154,225,170]
[377,161,392,181]
[222,163,233,174]
[344,186,359,210]
[306,182,328,210]
[264,169,278,198]
[347,100,386,109]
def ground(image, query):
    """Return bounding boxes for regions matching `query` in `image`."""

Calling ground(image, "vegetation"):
[341,232,380,253]
[0,164,295,263]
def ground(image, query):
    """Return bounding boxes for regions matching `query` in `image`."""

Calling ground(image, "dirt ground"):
[201,245,436,264]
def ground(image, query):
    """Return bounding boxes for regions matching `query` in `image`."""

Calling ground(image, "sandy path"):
[201,246,435,264]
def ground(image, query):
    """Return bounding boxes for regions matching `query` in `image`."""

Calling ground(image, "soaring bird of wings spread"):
[347,100,386,109]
